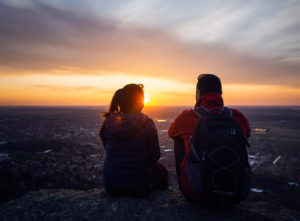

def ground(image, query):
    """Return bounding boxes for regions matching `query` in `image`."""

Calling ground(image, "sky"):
[0,0,299,106]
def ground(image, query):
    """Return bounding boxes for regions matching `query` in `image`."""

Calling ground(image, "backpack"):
[185,106,251,206]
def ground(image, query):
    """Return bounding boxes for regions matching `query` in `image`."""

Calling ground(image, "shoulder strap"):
[189,136,200,162]
[193,106,209,118]
[196,106,231,115]
[190,106,208,161]
[222,106,233,117]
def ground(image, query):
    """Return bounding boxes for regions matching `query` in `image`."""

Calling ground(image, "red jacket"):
[168,92,250,202]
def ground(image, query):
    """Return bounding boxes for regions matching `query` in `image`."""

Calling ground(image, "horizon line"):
[0,105,299,108]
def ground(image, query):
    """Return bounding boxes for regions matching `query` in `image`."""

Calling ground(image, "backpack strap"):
[222,107,250,148]
[199,106,232,115]
[208,107,224,113]
[190,106,208,162]
[193,106,209,118]
[190,140,201,162]
[222,106,233,117]
[244,136,250,147]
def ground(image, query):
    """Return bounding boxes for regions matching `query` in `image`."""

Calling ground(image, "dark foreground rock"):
[0,141,104,204]
[0,188,299,221]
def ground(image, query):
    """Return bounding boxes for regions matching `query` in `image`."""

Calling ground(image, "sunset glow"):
[0,1,299,106]
[144,94,150,105]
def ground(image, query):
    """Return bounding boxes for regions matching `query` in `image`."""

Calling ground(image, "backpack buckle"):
[230,128,237,135]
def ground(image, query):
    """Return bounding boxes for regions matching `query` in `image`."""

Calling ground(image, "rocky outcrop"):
[0,142,104,204]
[0,188,299,221]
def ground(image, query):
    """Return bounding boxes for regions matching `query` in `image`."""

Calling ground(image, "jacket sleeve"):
[168,111,186,138]
[145,119,161,166]
[173,136,185,180]
[232,109,251,138]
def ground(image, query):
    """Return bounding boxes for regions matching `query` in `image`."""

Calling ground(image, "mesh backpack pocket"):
[186,161,205,193]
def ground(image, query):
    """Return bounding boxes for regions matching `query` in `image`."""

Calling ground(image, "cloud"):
[30,85,98,92]
[163,92,193,97]
[30,84,115,94]
[0,1,299,88]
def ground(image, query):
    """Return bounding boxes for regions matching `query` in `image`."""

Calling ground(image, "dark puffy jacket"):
[100,113,160,188]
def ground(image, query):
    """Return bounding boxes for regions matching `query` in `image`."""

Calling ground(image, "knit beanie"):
[197,74,222,95]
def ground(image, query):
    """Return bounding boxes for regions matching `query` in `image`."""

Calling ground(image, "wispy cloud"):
[31,85,98,92]
[163,92,193,97]
[30,84,116,94]
[0,0,299,88]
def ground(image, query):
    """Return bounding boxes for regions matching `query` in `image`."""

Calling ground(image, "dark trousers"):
[149,161,169,190]
[105,162,169,197]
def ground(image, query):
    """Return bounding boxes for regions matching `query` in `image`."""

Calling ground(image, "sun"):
[144,94,150,104]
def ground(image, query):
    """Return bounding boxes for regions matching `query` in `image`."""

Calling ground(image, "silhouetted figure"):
[168,74,251,207]
[100,84,168,197]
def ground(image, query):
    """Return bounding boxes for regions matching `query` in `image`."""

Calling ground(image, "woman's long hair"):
[99,84,144,143]
[104,84,144,117]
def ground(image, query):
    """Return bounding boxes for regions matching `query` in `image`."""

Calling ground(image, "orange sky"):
[0,74,299,106]
[0,1,299,106]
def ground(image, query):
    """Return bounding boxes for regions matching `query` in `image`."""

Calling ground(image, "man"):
[168,74,251,206]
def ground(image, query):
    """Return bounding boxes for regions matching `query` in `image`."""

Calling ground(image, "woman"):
[100,84,168,197]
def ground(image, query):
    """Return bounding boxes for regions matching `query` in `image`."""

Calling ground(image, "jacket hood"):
[102,113,151,139]
[195,92,224,109]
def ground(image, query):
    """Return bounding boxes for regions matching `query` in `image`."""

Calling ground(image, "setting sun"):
[144,94,150,104]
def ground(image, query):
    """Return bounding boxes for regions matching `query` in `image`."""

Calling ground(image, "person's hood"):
[102,113,151,139]
[195,92,224,109]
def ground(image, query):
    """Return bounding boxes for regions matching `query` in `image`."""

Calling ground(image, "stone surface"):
[1,188,299,221]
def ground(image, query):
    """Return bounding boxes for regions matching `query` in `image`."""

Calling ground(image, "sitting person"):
[168,74,251,207]
[100,84,168,197]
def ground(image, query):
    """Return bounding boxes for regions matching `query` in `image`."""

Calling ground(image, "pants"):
[105,161,169,197]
